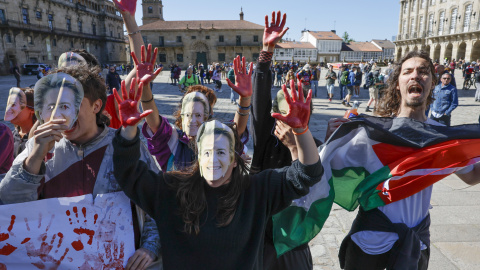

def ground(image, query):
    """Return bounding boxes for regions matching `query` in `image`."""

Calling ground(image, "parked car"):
[22,64,49,75]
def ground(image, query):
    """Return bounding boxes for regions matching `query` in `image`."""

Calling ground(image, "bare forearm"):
[140,84,161,133]
[234,96,251,137]
[458,163,480,185]
[24,155,44,175]
[294,129,319,165]
[123,13,144,58]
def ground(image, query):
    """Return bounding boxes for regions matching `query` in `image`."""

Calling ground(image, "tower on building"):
[142,0,164,25]
[240,7,244,21]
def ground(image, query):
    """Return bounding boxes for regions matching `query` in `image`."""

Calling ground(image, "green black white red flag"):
[272,116,480,255]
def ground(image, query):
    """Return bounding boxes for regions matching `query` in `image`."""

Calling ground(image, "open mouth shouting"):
[407,83,423,98]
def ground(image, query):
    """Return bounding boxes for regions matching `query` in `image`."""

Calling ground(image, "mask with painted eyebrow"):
[58,52,87,68]
[34,72,84,128]
[4,87,27,122]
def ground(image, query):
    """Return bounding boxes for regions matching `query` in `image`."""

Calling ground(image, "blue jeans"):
[200,76,204,85]
[230,88,238,102]
[311,80,319,97]
[340,84,347,100]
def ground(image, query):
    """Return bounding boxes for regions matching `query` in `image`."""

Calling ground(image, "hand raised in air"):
[113,78,153,127]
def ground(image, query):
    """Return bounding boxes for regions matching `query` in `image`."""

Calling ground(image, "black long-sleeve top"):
[112,129,323,270]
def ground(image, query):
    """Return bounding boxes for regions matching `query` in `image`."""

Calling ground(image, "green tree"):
[342,32,355,43]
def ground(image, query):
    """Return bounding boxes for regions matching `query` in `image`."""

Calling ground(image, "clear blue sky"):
[133,0,400,42]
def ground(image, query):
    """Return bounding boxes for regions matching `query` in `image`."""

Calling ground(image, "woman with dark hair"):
[4,87,36,157]
[112,76,323,269]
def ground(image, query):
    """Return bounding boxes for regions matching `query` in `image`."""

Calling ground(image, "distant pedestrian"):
[475,68,480,102]
[310,64,320,97]
[430,72,458,126]
[106,65,121,95]
[12,64,21,87]
[325,65,336,102]
[227,64,237,104]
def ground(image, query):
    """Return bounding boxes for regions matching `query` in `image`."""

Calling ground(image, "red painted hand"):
[0,215,17,256]
[263,11,289,50]
[113,78,153,127]
[226,56,253,97]
[112,0,137,16]
[271,80,312,129]
[132,44,162,84]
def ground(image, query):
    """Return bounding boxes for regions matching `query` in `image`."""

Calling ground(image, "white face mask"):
[58,52,87,68]
[199,134,232,181]
[34,73,84,129]
[180,92,209,137]
[5,88,26,122]
[197,121,235,182]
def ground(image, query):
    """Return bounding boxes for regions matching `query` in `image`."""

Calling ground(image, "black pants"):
[343,241,430,270]
[15,75,20,87]
[430,114,451,126]
[263,241,313,270]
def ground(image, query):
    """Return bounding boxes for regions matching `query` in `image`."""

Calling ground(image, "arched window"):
[428,13,434,36]
[438,11,445,35]
[464,4,472,32]
[148,6,153,13]
[450,8,458,34]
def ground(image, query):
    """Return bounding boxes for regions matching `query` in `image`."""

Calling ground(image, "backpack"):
[363,72,374,89]
[355,71,362,82]
[340,71,350,85]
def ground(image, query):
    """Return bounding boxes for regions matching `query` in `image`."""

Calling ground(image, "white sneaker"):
[218,89,223,93]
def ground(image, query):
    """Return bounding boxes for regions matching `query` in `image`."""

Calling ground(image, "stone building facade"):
[0,0,127,75]
[139,1,263,68]
[340,42,383,62]
[395,0,480,62]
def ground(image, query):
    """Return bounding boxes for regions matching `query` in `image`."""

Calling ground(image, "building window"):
[35,11,42,19]
[22,8,29,24]
[411,0,416,11]
[403,2,408,14]
[440,0,446,2]
[402,19,407,36]
[27,36,33,44]
[159,36,164,46]
[450,8,458,34]
[428,14,434,36]
[218,53,225,61]
[176,54,183,62]
[5,33,12,43]
[78,21,82,33]
[191,36,196,39]
[206,35,210,39]
[253,53,259,61]
[118,33,120,38]
[430,0,435,5]
[159,53,166,62]
[236,53,242,58]
[92,24,96,35]
[253,35,259,42]
[419,16,424,34]
[48,14,54,30]
[159,7,162,15]
[70,41,74,48]
[464,4,472,32]
[219,35,224,42]
[176,36,182,42]
[236,35,241,46]
[421,0,426,9]
[438,11,445,35]
[148,6,153,13]
[0,9,5,24]
[410,18,416,37]
[53,38,57,46]
[67,18,71,31]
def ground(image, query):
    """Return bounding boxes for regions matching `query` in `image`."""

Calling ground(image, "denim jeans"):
[340,84,347,100]
[311,80,319,97]
[200,76,204,85]
[230,88,238,102]
[475,83,480,101]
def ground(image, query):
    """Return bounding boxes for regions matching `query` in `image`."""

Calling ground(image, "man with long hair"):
[339,50,480,270]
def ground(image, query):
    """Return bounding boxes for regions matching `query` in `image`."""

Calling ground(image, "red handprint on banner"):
[23,214,71,269]
[66,206,98,251]
[0,215,17,256]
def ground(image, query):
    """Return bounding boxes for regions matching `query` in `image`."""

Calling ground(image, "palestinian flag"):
[272,116,480,256]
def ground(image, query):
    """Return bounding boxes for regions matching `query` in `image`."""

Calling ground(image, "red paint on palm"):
[271,80,312,129]
[112,0,136,16]
[113,79,153,127]
[132,44,162,84]
[226,56,253,97]
[264,11,289,49]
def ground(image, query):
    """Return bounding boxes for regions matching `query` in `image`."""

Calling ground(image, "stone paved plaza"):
[0,69,479,269]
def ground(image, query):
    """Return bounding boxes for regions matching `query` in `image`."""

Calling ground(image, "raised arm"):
[272,80,318,165]
[227,55,253,137]
[457,163,480,185]
[251,11,289,167]
[131,45,162,133]
[113,0,143,58]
